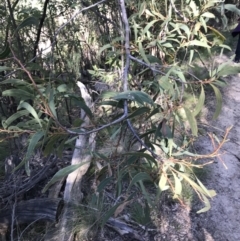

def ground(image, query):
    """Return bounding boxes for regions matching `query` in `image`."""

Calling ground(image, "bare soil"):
[154,55,240,241]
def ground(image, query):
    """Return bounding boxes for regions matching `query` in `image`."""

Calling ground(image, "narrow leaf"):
[18,102,42,128]
[196,195,211,214]
[2,89,34,100]
[15,131,45,175]
[97,177,113,192]
[138,41,150,64]
[15,16,38,33]
[210,84,222,119]
[183,107,198,136]
[217,65,240,77]
[128,172,152,190]
[42,161,90,193]
[0,79,29,85]
[201,12,215,18]
[98,43,112,56]
[48,89,58,119]
[128,107,150,119]
[172,172,182,195]
[124,152,157,165]
[139,181,153,207]
[3,110,29,129]
[0,66,11,71]
[159,172,169,191]
[184,40,211,48]
[143,20,159,36]
[196,177,216,198]
[0,44,11,59]
[101,203,122,227]
[193,85,205,116]
[189,49,194,65]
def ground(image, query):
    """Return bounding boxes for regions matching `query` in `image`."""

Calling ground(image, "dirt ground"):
[190,56,240,241]
[155,54,240,241]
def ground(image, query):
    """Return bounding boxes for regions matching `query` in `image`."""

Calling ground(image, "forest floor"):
[154,54,240,241]
[2,47,239,241]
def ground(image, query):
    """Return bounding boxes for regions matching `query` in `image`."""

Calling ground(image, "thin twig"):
[10,201,16,241]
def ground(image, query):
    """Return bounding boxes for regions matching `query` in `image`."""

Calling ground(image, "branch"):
[33,0,50,61]
[119,1,160,160]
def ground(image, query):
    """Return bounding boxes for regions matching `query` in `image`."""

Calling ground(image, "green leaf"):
[0,78,30,85]
[111,91,153,106]
[199,16,207,33]
[219,44,231,51]
[44,134,65,156]
[71,96,93,118]
[110,126,121,140]
[145,55,162,64]
[183,107,198,136]
[179,24,190,40]
[15,131,45,175]
[151,10,165,20]
[139,1,146,16]
[189,49,194,65]
[48,88,58,119]
[124,152,157,165]
[176,171,216,200]
[159,172,169,191]
[184,40,210,48]
[146,106,161,120]
[196,177,216,198]
[100,100,123,108]
[217,65,240,77]
[139,181,153,207]
[161,42,173,48]
[128,172,152,191]
[17,120,42,130]
[8,126,23,131]
[0,66,11,71]
[133,19,139,43]
[93,151,109,161]
[207,26,226,42]
[97,177,113,192]
[172,69,186,83]
[98,43,112,56]
[201,12,215,18]
[196,194,211,214]
[210,84,222,120]
[193,85,205,116]
[2,89,34,100]
[138,41,150,64]
[57,84,68,92]
[0,43,11,59]
[224,4,240,15]
[42,161,90,193]
[158,76,174,91]
[15,16,39,33]
[101,203,122,227]
[172,142,201,157]
[172,172,182,196]
[128,107,150,119]
[18,102,42,128]
[2,110,29,129]
[214,80,227,88]
[142,20,159,36]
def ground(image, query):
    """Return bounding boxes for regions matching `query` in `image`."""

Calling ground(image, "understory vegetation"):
[0,0,240,240]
